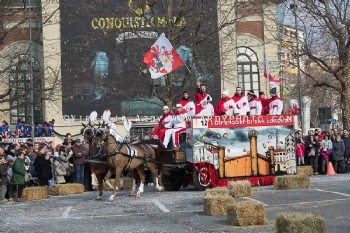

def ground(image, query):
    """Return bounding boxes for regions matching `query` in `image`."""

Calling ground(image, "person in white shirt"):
[232,87,250,115]
[178,92,195,117]
[268,87,283,115]
[247,90,262,115]
[163,104,187,150]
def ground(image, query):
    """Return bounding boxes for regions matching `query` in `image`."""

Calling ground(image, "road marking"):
[62,207,73,219]
[314,188,350,197]
[271,198,350,207]
[242,197,269,206]
[152,199,170,213]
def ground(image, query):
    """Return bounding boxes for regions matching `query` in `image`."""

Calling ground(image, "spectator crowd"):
[0,133,92,203]
[295,128,350,175]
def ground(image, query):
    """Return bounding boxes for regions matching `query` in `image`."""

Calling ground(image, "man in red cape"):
[151,106,173,143]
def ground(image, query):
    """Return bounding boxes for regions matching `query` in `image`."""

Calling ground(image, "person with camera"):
[58,142,74,183]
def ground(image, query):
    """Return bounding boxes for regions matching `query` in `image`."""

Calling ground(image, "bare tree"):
[279,0,350,128]
[0,0,61,123]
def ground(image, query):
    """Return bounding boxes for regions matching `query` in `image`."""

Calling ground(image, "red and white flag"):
[143,33,185,79]
[264,53,283,87]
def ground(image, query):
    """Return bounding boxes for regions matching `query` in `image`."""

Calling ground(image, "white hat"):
[176,104,183,108]
[222,90,229,96]
[163,106,169,110]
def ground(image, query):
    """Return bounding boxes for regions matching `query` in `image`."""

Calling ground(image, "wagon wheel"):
[161,170,184,191]
[193,167,211,191]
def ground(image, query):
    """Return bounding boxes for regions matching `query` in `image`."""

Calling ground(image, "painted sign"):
[188,116,296,177]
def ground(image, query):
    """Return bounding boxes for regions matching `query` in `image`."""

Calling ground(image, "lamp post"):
[29,0,35,144]
[290,0,304,134]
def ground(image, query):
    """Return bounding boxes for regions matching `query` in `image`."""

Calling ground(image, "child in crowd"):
[320,143,331,174]
[296,142,305,166]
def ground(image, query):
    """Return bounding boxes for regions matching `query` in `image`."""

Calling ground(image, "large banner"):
[189,115,297,176]
[60,0,221,117]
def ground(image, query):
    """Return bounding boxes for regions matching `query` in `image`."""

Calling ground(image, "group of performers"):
[152,82,283,149]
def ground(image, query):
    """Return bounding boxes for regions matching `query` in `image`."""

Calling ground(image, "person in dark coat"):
[8,150,26,202]
[72,139,88,185]
[305,134,321,174]
[35,146,53,186]
[332,135,345,173]
[0,155,8,203]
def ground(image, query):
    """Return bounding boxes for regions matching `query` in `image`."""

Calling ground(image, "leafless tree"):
[0,0,61,123]
[278,0,350,128]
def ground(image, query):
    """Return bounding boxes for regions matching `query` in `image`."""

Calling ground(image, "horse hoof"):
[157,186,164,192]
[109,196,115,202]
[135,192,141,198]
[96,196,102,200]
[129,192,135,196]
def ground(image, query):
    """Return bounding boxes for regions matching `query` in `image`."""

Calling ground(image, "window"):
[9,54,42,125]
[237,47,260,94]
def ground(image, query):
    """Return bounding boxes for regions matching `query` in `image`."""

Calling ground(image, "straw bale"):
[228,180,252,197]
[123,177,133,189]
[203,196,235,216]
[276,212,326,233]
[297,166,313,176]
[227,201,266,226]
[204,187,230,197]
[51,184,85,196]
[274,175,310,190]
[22,186,48,201]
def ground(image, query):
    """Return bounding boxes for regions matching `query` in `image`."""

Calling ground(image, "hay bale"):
[227,201,266,226]
[203,195,235,216]
[228,180,252,197]
[297,166,313,176]
[123,177,133,189]
[204,187,230,197]
[51,184,85,196]
[274,175,310,190]
[276,212,326,233]
[22,186,48,201]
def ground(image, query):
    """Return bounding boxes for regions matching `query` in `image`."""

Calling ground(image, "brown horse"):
[82,122,126,200]
[93,125,164,201]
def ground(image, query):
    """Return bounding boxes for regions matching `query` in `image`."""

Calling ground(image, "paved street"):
[1,175,350,233]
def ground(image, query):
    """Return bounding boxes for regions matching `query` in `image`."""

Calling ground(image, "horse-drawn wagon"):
[82,114,297,200]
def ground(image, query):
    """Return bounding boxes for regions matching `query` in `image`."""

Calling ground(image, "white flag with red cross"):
[264,53,283,87]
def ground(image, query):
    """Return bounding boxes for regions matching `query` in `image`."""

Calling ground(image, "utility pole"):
[29,0,35,144]
[290,0,304,134]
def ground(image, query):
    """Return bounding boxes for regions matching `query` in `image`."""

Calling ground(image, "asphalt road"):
[1,175,350,233]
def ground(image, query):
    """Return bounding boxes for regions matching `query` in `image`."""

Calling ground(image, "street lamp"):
[290,1,304,134]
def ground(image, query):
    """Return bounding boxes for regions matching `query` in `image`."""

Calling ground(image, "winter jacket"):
[342,136,350,157]
[58,151,72,170]
[320,149,331,160]
[305,138,320,157]
[332,141,345,161]
[10,158,26,185]
[321,139,333,150]
[295,143,305,157]
[0,163,8,185]
[35,154,53,180]
[72,145,88,165]
[54,161,66,184]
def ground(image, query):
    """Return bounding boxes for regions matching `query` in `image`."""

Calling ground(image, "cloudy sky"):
[192,125,294,158]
